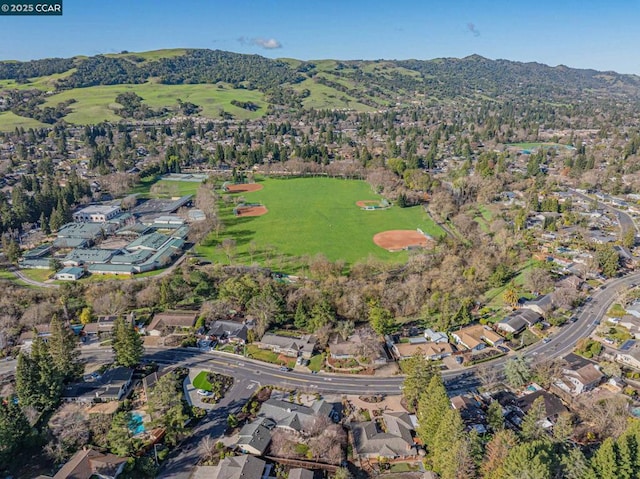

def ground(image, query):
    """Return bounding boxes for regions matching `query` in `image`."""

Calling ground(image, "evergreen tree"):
[48,315,82,382]
[0,399,32,469]
[293,301,308,330]
[15,336,62,411]
[591,438,619,479]
[1,236,21,264]
[561,447,594,479]
[416,375,450,450]
[502,441,554,479]
[107,411,135,456]
[401,354,437,412]
[487,399,504,432]
[112,316,143,368]
[520,396,547,441]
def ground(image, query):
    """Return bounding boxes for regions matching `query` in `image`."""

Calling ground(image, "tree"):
[1,235,20,264]
[591,438,619,479]
[595,244,620,278]
[416,375,450,449]
[333,467,353,479]
[48,315,82,382]
[112,316,143,368]
[401,354,437,411]
[368,301,396,335]
[552,412,574,443]
[293,300,308,330]
[525,267,553,295]
[487,400,504,432]
[15,336,62,412]
[503,285,520,309]
[227,414,238,429]
[621,228,636,249]
[107,412,135,456]
[481,429,518,479]
[561,447,594,479]
[146,372,188,446]
[0,399,32,469]
[504,355,531,389]
[79,307,93,325]
[502,441,554,479]
[520,396,547,441]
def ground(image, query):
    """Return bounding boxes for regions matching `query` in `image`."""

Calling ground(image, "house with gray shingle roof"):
[192,454,267,479]
[352,412,417,459]
[235,417,275,455]
[258,398,337,433]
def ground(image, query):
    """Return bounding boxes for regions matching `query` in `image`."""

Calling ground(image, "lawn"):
[197,177,445,267]
[484,260,536,307]
[40,82,267,125]
[307,353,325,372]
[245,345,295,367]
[192,371,213,392]
[20,268,53,283]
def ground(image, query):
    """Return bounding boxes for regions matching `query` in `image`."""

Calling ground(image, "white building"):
[73,205,122,223]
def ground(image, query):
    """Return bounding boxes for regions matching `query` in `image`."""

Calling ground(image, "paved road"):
[5,272,639,392]
[571,189,638,234]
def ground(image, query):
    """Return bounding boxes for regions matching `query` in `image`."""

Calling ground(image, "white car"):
[197,389,212,397]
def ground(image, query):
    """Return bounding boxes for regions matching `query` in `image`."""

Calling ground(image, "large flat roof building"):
[73,205,122,223]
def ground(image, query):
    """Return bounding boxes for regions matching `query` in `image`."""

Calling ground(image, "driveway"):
[159,376,254,479]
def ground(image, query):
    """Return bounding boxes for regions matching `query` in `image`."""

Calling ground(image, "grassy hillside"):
[39,82,266,125]
[2,48,640,129]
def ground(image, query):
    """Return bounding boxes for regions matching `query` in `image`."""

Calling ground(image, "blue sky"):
[1,0,639,74]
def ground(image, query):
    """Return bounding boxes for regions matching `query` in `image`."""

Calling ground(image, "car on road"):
[570,316,578,323]
[197,389,212,397]
[279,366,291,372]
[543,337,551,344]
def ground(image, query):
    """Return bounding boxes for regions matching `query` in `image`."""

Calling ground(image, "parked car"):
[197,389,212,397]
[497,345,509,353]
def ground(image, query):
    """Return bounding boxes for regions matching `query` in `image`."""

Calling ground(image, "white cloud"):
[237,36,282,49]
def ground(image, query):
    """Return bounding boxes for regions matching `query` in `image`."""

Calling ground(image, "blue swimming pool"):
[129,412,146,435]
[631,407,640,417]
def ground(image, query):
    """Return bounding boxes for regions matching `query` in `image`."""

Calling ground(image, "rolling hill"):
[1,48,640,129]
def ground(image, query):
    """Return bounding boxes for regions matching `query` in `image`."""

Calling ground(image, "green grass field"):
[192,371,212,392]
[197,177,444,267]
[0,111,49,131]
[507,142,574,151]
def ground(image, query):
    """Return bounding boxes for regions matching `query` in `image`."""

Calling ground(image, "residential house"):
[451,394,487,433]
[61,367,134,403]
[254,333,316,359]
[19,323,52,346]
[424,328,448,343]
[351,412,417,459]
[192,455,268,479]
[54,267,85,281]
[392,341,455,360]
[626,303,640,319]
[147,311,198,336]
[497,309,543,335]
[553,353,604,398]
[288,469,315,479]
[257,398,337,433]
[452,325,504,351]
[43,448,128,479]
[522,295,554,317]
[328,329,389,365]
[517,390,568,427]
[207,320,248,344]
[235,417,275,455]
[615,340,640,369]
